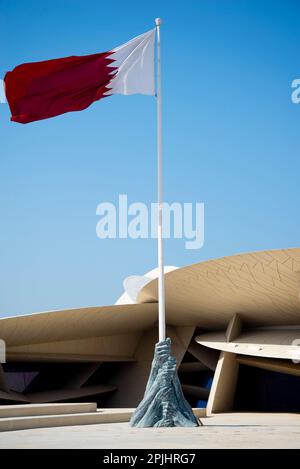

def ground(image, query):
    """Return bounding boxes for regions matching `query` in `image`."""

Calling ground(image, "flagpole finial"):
[155,18,162,26]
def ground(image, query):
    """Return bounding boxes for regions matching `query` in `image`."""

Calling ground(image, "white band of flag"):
[105,29,156,96]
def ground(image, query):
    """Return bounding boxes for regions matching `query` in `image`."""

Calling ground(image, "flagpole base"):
[130,338,199,427]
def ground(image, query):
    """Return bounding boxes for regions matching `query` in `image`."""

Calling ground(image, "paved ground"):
[1,413,300,448]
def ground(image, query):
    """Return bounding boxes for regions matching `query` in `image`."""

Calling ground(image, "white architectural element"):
[196,328,300,361]
[115,266,178,305]
[123,276,153,303]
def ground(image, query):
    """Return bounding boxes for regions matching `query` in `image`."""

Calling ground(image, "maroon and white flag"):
[4,29,155,124]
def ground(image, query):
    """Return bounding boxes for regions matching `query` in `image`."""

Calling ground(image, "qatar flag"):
[4,29,155,124]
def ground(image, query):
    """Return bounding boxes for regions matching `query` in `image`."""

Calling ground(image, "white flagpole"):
[155,18,166,342]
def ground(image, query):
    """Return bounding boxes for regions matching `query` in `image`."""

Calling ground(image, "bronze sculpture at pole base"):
[130,338,200,427]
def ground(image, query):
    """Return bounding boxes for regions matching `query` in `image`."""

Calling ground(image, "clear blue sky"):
[1,0,300,316]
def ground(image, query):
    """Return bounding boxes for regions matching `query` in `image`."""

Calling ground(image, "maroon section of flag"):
[4,52,116,124]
